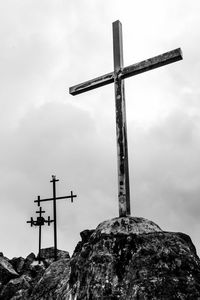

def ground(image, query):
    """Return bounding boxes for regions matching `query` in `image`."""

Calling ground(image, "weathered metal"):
[34,175,77,261]
[69,20,183,217]
[69,48,182,96]
[113,20,130,217]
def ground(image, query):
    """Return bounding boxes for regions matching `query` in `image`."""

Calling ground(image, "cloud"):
[0,100,118,256]
[127,109,200,253]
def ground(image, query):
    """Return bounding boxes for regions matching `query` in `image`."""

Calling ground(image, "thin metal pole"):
[52,177,57,261]
[38,224,41,264]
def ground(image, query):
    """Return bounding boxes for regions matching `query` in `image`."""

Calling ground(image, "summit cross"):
[69,20,183,217]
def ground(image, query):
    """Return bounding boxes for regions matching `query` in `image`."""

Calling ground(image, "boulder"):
[9,257,25,274]
[0,253,45,299]
[80,229,95,242]
[0,256,19,285]
[38,247,70,267]
[0,275,31,300]
[30,258,70,300]
[39,247,70,260]
[25,253,36,264]
[68,217,200,299]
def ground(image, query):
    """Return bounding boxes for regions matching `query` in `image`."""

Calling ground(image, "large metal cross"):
[69,20,182,217]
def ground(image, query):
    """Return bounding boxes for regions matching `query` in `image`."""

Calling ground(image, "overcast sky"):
[1,0,200,258]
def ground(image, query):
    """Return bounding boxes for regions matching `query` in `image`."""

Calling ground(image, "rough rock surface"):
[39,247,70,267]
[30,258,71,299]
[68,217,200,299]
[0,256,19,285]
[0,275,31,300]
[0,217,200,299]
[95,216,162,235]
[0,249,69,299]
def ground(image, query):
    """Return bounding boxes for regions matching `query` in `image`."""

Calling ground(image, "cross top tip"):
[50,175,59,183]
[113,20,121,25]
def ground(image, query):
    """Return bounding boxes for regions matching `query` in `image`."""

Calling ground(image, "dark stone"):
[38,247,70,267]
[20,253,37,277]
[0,253,45,299]
[0,275,31,300]
[0,257,19,285]
[9,257,25,274]
[30,258,70,300]
[39,247,70,260]
[25,253,36,264]
[8,289,29,300]
[80,229,95,243]
[29,264,45,281]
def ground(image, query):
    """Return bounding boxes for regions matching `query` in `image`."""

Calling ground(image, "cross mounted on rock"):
[34,175,77,261]
[27,206,53,264]
[69,20,183,217]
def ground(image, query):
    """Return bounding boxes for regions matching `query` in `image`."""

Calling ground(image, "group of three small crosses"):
[27,20,182,263]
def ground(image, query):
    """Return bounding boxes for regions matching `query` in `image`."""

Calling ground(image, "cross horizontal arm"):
[69,48,182,96]
[69,71,114,96]
[34,195,77,203]
[122,48,182,79]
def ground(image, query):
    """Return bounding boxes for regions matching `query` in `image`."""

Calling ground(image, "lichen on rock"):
[94,216,162,235]
[68,217,200,299]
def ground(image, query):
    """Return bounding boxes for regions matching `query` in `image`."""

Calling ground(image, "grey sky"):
[0,0,200,258]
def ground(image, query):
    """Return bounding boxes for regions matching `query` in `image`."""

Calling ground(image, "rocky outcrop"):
[30,258,71,299]
[0,217,200,299]
[0,248,69,299]
[0,275,31,300]
[68,217,200,299]
[39,247,70,267]
[0,256,19,285]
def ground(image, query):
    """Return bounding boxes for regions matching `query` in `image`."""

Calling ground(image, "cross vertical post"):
[36,206,46,264]
[39,224,41,263]
[113,20,130,217]
[50,175,59,261]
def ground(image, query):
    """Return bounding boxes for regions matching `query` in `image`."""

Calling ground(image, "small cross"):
[34,175,77,261]
[27,207,53,264]
[35,206,46,226]
[69,20,183,217]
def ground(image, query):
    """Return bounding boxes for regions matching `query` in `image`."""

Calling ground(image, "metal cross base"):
[27,207,53,264]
